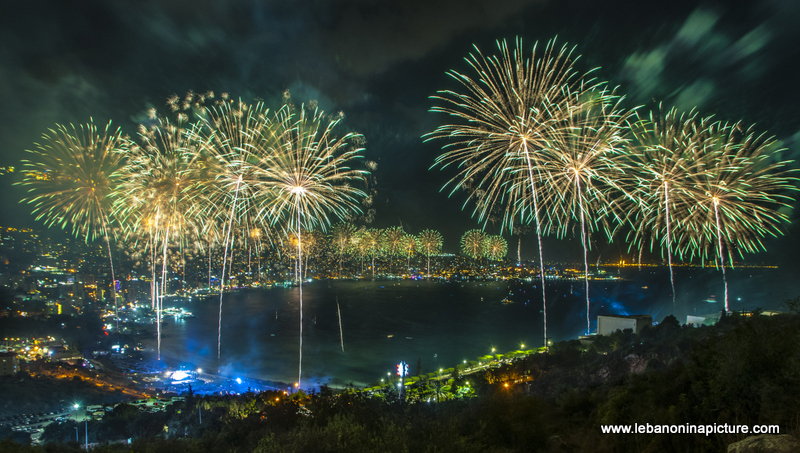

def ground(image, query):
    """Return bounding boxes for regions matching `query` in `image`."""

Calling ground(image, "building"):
[0,352,18,375]
[686,312,722,327]
[597,314,652,335]
[48,345,82,363]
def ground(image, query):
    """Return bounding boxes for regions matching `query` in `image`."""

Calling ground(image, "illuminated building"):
[48,345,82,363]
[597,314,652,336]
[0,352,18,375]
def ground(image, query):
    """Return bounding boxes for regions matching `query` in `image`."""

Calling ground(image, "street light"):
[434,353,440,403]
[436,368,443,404]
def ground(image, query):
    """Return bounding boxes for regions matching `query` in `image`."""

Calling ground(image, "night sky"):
[1,0,799,272]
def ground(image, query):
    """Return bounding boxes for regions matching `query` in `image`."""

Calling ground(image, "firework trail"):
[259,102,369,388]
[218,175,241,359]
[680,121,798,311]
[337,297,344,352]
[360,228,383,279]
[484,235,507,261]
[417,229,443,277]
[532,89,631,334]
[427,38,606,345]
[382,226,405,274]
[19,119,128,332]
[191,97,276,360]
[621,106,715,309]
[330,223,357,278]
[114,114,204,359]
[249,227,265,282]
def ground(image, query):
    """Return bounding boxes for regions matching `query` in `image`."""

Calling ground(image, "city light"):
[0,8,798,453]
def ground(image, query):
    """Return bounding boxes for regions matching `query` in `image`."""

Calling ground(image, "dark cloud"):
[317,0,547,77]
[616,6,774,112]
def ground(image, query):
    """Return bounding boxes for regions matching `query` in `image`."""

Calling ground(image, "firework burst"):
[484,235,508,261]
[461,229,487,261]
[427,37,608,344]
[525,89,632,333]
[620,106,716,308]
[190,97,276,360]
[399,232,417,272]
[417,229,443,277]
[382,226,406,273]
[679,121,798,311]
[19,119,129,330]
[330,222,357,278]
[359,228,384,279]
[259,103,369,388]
[114,115,204,359]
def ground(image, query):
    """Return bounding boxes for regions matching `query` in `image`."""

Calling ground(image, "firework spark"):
[680,121,798,311]
[528,90,631,334]
[461,229,487,261]
[417,229,443,277]
[259,103,369,388]
[19,119,128,331]
[427,38,606,344]
[114,115,204,359]
[620,106,716,309]
[330,223,357,278]
[191,98,276,360]
[484,235,508,261]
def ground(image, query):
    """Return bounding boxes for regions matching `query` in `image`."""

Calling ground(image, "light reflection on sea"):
[147,267,792,389]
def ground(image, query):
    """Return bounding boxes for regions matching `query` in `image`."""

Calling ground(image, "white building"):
[597,314,652,336]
